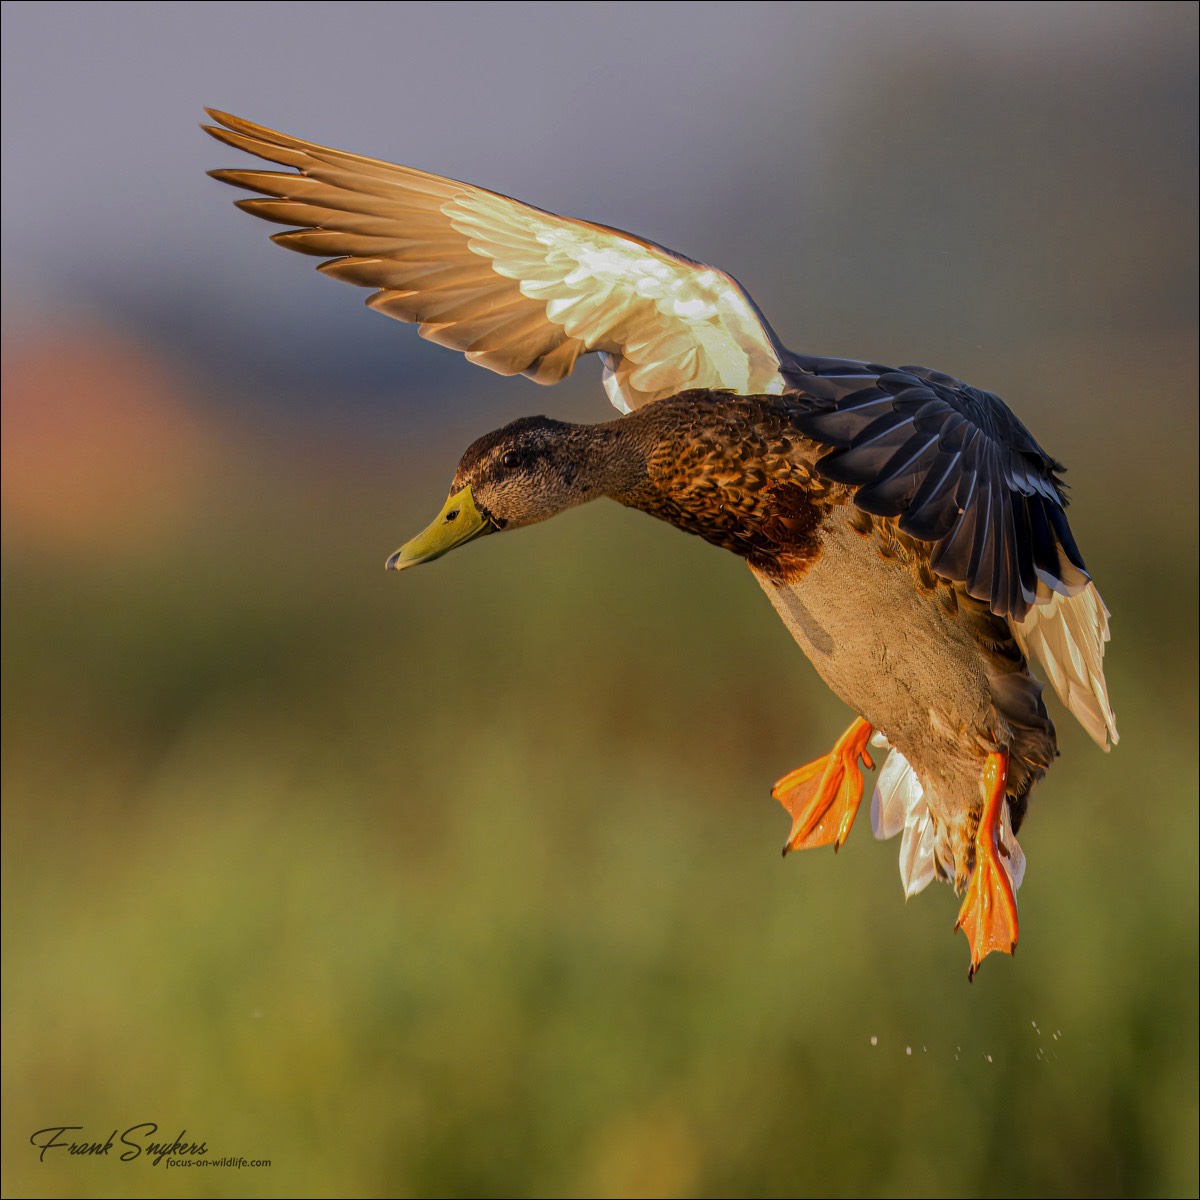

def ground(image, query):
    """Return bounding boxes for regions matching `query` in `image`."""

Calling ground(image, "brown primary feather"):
[207,113,585,380]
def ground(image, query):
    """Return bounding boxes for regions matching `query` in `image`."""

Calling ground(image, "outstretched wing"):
[787,356,1118,749]
[204,110,785,412]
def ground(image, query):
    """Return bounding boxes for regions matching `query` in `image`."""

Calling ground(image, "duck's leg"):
[774,717,874,854]
[954,750,1019,980]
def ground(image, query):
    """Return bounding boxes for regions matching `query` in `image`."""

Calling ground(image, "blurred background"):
[2,2,1196,1196]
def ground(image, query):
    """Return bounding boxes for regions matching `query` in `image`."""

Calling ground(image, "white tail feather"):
[869,739,911,840]
[870,745,1027,897]
[899,798,937,898]
[870,744,938,897]
[999,801,1026,893]
[1012,582,1118,750]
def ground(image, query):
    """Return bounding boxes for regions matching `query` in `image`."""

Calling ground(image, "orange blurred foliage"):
[2,322,217,556]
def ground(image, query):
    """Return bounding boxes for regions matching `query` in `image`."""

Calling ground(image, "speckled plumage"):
[612,392,835,582]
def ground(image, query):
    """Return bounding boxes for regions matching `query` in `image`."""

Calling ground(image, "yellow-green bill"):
[386,485,494,570]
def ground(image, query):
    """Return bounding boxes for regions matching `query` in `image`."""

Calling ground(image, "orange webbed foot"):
[955,751,1019,980]
[774,717,874,853]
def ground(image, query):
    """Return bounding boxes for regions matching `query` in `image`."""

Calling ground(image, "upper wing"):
[204,110,784,412]
[787,357,1118,749]
[793,361,1088,621]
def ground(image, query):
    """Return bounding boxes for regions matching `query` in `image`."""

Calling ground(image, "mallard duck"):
[205,110,1117,977]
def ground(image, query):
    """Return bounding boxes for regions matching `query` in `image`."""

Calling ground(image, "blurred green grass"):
[3,430,1196,1198]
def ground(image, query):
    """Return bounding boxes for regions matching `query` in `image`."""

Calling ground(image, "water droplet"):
[905,1046,912,1056]
[986,1054,993,1063]
[870,1035,878,1046]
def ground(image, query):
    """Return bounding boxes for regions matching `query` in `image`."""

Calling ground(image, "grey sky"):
[2,2,1194,428]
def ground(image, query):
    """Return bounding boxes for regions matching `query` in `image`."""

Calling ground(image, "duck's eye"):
[501,451,521,470]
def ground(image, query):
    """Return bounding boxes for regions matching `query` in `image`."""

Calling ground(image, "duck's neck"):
[571,413,657,502]
[589,396,719,512]
[597,399,723,501]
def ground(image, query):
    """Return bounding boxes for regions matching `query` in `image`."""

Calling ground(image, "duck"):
[204,110,1118,977]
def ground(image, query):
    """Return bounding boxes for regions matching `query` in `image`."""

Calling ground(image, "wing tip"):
[201,108,246,141]
[1016,582,1119,751]
[203,108,265,137]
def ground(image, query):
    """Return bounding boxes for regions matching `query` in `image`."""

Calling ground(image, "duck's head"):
[387,415,619,571]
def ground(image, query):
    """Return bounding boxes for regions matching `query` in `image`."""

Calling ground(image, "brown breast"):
[615,391,838,583]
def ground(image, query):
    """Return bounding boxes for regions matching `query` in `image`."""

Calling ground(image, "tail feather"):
[899,795,937,899]
[871,743,1025,897]
[869,734,915,840]
[870,742,938,898]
